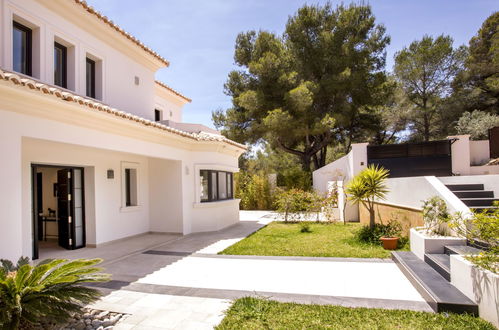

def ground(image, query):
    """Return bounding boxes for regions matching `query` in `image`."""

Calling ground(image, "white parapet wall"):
[384,176,470,215]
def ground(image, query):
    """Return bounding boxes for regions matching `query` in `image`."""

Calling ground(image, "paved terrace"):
[40,212,430,329]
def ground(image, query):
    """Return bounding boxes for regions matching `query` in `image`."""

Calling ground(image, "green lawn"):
[220,222,408,259]
[216,297,494,330]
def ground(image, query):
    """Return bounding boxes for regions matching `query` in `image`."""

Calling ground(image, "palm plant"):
[0,257,110,329]
[346,165,389,229]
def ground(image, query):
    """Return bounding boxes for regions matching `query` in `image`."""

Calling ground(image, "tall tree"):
[394,35,466,141]
[213,3,390,171]
[452,12,499,114]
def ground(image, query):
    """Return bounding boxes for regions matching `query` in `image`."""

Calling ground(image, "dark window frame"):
[154,109,162,122]
[86,57,96,98]
[54,42,67,88]
[200,170,234,203]
[13,21,32,76]
[125,168,132,207]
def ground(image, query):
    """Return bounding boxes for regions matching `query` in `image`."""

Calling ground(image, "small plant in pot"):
[379,220,402,250]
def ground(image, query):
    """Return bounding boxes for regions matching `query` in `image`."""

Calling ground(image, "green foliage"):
[394,35,467,141]
[299,222,312,233]
[357,220,403,245]
[346,165,389,229]
[274,189,322,221]
[214,2,390,171]
[217,297,496,330]
[422,196,451,236]
[0,257,110,329]
[235,172,274,210]
[450,202,499,274]
[452,12,499,115]
[455,111,499,140]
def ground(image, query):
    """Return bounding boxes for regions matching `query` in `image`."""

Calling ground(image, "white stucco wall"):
[469,140,490,166]
[1,0,159,119]
[149,158,183,233]
[0,95,242,261]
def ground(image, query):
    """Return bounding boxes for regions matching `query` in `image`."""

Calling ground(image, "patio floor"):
[43,212,430,329]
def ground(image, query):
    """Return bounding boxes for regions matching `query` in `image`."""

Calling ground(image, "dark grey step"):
[452,190,494,198]
[392,251,478,315]
[424,254,450,281]
[461,198,499,207]
[444,245,481,256]
[445,184,484,191]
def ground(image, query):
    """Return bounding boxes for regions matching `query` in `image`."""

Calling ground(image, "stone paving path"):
[82,212,430,329]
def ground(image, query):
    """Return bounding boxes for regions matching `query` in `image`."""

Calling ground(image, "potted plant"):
[410,196,466,260]
[380,220,402,250]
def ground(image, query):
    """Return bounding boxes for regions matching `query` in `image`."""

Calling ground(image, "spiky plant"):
[346,165,389,229]
[0,257,110,329]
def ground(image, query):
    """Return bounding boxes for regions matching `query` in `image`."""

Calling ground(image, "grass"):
[216,297,494,330]
[220,222,408,259]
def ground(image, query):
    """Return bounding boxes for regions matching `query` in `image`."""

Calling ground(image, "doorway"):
[32,164,86,259]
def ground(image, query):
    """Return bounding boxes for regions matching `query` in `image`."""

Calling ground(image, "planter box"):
[450,255,499,327]
[410,227,466,260]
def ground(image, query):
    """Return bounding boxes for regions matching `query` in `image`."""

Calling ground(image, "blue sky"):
[86,0,497,128]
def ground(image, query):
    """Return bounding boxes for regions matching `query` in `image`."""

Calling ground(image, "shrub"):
[274,189,322,221]
[450,202,499,274]
[357,220,402,245]
[236,172,274,210]
[0,257,110,329]
[300,222,312,233]
[422,196,450,236]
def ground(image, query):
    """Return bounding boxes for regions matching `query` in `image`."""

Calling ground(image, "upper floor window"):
[200,170,233,202]
[154,109,162,122]
[54,42,67,88]
[13,22,32,76]
[86,57,96,98]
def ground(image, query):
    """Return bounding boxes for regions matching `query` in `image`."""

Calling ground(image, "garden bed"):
[216,297,494,329]
[219,222,408,259]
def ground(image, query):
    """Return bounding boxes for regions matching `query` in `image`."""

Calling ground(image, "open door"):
[57,169,72,249]
[57,168,85,250]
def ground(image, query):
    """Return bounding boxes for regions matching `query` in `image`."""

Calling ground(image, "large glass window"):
[13,22,32,76]
[86,57,95,98]
[199,170,234,202]
[54,42,67,88]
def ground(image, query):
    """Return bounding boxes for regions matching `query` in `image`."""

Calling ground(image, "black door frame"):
[31,164,86,260]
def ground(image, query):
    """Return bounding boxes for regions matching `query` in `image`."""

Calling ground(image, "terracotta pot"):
[380,237,399,250]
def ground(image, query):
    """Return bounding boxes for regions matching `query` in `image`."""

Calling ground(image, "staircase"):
[445,183,498,210]
[392,244,481,315]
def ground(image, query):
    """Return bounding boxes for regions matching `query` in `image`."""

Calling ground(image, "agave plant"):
[346,165,389,229]
[0,257,110,329]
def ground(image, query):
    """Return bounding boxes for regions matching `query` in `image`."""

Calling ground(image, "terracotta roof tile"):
[0,69,246,150]
[73,0,170,67]
[155,80,192,103]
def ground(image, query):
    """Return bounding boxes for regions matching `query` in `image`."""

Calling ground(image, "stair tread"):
[425,254,450,271]
[392,251,477,314]
[445,245,481,255]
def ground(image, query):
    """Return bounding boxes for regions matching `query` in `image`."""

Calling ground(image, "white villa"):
[0,0,246,261]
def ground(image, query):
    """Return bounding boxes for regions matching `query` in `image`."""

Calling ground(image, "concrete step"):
[452,190,494,199]
[424,254,450,281]
[444,245,482,256]
[461,198,499,207]
[392,251,478,315]
[445,184,484,191]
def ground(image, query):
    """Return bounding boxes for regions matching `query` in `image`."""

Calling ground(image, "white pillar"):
[448,135,471,175]
[0,124,23,261]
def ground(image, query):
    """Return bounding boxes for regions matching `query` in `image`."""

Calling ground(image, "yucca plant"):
[0,257,110,329]
[346,165,389,229]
